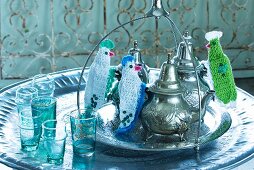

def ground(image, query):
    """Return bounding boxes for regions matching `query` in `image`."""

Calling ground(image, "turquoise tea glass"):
[31,96,57,122]
[72,154,95,169]
[32,74,55,97]
[42,120,67,165]
[70,108,97,157]
[16,86,38,114]
[19,109,42,151]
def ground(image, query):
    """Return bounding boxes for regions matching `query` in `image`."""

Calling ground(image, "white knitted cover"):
[118,59,143,131]
[84,47,111,110]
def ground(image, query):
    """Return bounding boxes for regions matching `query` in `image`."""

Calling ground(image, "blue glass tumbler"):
[19,109,42,151]
[31,96,57,122]
[42,120,67,165]
[16,86,38,114]
[70,108,97,157]
[72,154,95,169]
[32,74,55,97]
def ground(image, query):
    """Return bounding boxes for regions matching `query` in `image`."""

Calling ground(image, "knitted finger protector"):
[116,56,146,134]
[84,42,115,110]
[205,31,237,104]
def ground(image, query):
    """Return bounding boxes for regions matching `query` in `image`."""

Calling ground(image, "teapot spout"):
[201,90,215,116]
[197,63,210,90]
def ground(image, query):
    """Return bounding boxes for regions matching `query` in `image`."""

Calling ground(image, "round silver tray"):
[0,68,254,169]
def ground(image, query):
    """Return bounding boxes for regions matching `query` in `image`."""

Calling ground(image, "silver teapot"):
[177,31,210,122]
[141,53,215,140]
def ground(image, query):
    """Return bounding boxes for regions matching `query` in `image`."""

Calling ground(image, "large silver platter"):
[0,68,254,169]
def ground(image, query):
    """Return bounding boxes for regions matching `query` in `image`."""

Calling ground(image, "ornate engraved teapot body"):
[141,54,192,139]
[177,31,210,122]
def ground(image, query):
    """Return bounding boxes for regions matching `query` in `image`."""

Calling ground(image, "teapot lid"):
[177,31,199,72]
[128,40,142,62]
[150,53,184,95]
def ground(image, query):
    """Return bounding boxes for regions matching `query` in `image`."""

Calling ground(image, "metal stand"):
[77,0,203,150]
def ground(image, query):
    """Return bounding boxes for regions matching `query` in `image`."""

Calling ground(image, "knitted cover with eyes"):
[84,40,115,110]
[116,55,146,134]
[205,31,237,104]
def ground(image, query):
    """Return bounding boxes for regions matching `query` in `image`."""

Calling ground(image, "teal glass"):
[19,109,42,151]
[70,109,97,157]
[15,86,38,113]
[42,120,67,165]
[31,96,57,122]
[72,155,95,170]
[32,74,55,97]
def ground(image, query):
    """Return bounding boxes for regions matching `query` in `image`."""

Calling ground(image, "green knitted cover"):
[105,67,116,98]
[208,38,237,104]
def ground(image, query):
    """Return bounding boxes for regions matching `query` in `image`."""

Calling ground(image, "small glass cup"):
[16,86,38,113]
[72,154,95,170]
[31,96,57,122]
[19,109,42,151]
[42,120,67,165]
[32,74,55,97]
[70,108,97,157]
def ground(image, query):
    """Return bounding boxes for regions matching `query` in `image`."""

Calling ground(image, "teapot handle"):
[142,88,154,108]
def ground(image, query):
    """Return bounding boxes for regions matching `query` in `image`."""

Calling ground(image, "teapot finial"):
[133,40,138,48]
[167,52,173,64]
[184,31,189,37]
[183,31,191,40]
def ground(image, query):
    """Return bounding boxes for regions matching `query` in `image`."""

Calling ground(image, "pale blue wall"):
[0,0,254,88]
